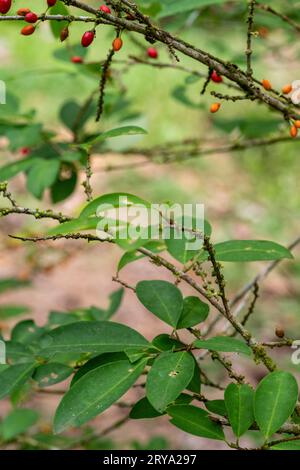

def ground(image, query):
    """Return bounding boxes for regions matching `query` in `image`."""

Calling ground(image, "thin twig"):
[82,153,93,201]
[256,2,300,34]
[246,0,256,78]
[95,49,115,122]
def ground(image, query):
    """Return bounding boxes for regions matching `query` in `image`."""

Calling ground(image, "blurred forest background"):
[0,0,300,449]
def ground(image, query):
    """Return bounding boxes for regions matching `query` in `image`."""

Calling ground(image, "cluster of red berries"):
[12,1,56,35]
[2,2,159,65]
[71,4,122,62]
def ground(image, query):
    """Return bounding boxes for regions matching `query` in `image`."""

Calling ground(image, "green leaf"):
[187,357,201,394]
[118,241,165,272]
[140,1,161,16]
[6,124,43,151]
[130,397,163,419]
[80,192,150,219]
[213,240,293,262]
[27,159,60,199]
[54,358,147,433]
[171,86,203,109]
[48,311,79,327]
[0,362,36,399]
[151,336,201,395]
[59,100,94,132]
[53,45,87,63]
[33,363,73,388]
[146,351,195,412]
[6,341,35,363]
[11,320,44,345]
[205,400,227,417]
[2,409,39,441]
[49,2,69,38]
[105,288,124,318]
[254,371,298,439]
[80,126,147,150]
[71,352,127,386]
[130,393,193,420]
[48,217,100,236]
[89,288,124,321]
[194,337,251,356]
[50,165,77,203]
[0,305,30,319]
[165,228,197,264]
[125,346,149,363]
[0,157,35,182]
[38,321,149,356]
[168,404,225,441]
[213,116,282,139]
[0,278,30,294]
[152,334,183,352]
[113,224,157,252]
[271,441,300,450]
[165,218,211,264]
[136,280,183,328]
[159,0,229,18]
[224,383,255,437]
[177,296,209,329]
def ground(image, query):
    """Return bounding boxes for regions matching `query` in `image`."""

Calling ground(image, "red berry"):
[71,56,83,64]
[211,70,223,83]
[25,12,38,23]
[0,0,11,14]
[81,31,95,48]
[100,5,111,14]
[47,0,57,6]
[21,25,35,36]
[147,47,158,59]
[19,147,31,156]
[60,26,69,42]
[112,37,123,52]
[17,8,31,16]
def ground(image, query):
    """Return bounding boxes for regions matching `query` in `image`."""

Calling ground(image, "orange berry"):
[21,25,35,36]
[290,125,298,138]
[262,79,272,91]
[282,84,292,95]
[258,26,269,38]
[210,102,221,113]
[112,37,123,52]
[294,120,300,129]
[17,7,31,16]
